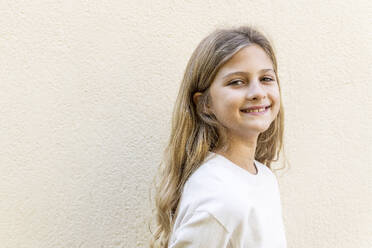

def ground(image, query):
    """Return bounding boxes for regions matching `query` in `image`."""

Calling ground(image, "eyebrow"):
[222,69,275,79]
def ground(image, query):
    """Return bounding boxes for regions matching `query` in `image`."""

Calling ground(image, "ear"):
[193,92,213,115]
[193,92,202,105]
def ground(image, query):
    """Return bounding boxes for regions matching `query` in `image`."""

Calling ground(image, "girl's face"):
[208,44,280,139]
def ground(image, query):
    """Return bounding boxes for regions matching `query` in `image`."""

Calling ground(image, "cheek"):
[211,100,239,125]
[273,102,280,117]
[212,91,240,111]
[270,85,280,102]
[272,93,281,115]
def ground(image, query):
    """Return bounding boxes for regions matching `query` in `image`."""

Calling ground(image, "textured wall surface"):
[1,1,371,247]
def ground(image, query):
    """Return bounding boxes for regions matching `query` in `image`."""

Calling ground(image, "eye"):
[228,79,245,86]
[261,77,274,82]
[262,77,274,82]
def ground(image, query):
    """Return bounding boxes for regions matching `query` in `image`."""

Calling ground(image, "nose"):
[245,79,266,101]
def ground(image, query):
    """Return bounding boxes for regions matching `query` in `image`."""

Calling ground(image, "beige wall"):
[1,1,371,247]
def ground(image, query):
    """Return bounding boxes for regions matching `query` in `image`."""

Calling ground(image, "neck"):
[213,132,258,173]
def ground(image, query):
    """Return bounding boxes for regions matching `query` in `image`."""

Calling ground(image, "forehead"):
[217,44,274,76]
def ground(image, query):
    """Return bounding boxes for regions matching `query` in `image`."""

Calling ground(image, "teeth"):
[243,107,267,113]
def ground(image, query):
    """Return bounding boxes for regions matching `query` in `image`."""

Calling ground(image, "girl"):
[150,25,288,247]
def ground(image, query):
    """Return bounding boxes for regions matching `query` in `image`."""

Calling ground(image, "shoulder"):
[181,153,234,202]
[177,155,251,232]
[176,154,280,232]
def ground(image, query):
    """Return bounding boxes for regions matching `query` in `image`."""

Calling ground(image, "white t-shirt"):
[168,151,287,248]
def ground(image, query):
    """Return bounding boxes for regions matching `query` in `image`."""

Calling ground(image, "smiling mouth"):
[240,105,271,113]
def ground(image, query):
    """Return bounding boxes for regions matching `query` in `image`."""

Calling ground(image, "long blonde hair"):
[149,25,286,247]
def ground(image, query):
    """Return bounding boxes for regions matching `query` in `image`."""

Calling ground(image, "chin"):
[238,127,268,137]
[247,123,272,132]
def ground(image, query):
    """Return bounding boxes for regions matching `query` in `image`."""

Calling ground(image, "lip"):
[240,105,271,115]
[240,105,271,111]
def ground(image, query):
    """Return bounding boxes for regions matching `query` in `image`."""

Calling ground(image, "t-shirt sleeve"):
[168,210,231,248]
